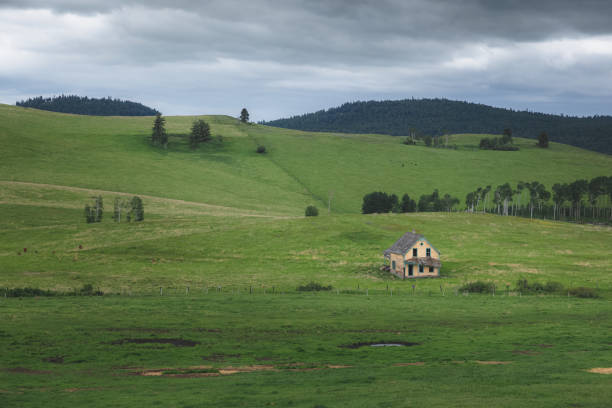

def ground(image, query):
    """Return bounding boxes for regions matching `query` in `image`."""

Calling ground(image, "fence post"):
[186,286,189,296]
[160,287,163,296]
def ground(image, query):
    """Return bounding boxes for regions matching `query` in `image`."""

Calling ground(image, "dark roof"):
[383,232,423,257]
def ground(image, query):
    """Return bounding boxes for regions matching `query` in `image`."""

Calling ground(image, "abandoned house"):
[383,231,441,279]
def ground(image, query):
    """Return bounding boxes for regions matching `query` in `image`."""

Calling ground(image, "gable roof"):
[383,231,422,257]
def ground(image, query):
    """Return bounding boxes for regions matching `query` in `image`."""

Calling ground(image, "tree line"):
[262,98,612,154]
[361,176,611,223]
[362,190,458,214]
[465,176,612,222]
[17,95,160,116]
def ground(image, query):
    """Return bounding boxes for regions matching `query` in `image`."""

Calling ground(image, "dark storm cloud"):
[1,1,611,118]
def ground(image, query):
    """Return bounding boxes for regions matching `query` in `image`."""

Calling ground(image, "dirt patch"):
[587,368,612,374]
[512,350,541,356]
[43,356,64,364]
[7,367,52,375]
[475,361,512,365]
[218,365,276,375]
[110,338,199,347]
[393,362,425,366]
[340,341,419,349]
[134,363,349,377]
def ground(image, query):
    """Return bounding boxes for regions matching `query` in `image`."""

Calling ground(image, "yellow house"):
[383,231,441,279]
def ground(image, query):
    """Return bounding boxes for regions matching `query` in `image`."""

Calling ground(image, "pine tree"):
[240,108,249,123]
[189,119,211,149]
[151,113,168,148]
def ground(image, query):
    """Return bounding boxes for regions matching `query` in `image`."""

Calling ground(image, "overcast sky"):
[1,0,611,120]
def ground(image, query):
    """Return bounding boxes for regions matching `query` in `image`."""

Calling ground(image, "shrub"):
[297,282,332,292]
[568,287,599,298]
[544,281,564,293]
[517,279,565,294]
[256,145,266,154]
[305,205,319,217]
[78,283,103,296]
[459,281,495,294]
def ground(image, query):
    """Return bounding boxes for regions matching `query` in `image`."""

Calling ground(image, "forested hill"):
[16,95,160,116]
[262,99,612,154]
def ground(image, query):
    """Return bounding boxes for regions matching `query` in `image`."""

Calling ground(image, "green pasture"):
[1,104,610,215]
[1,294,611,407]
[1,105,611,407]
[1,186,610,295]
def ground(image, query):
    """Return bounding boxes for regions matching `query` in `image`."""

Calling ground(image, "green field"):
[1,104,610,214]
[1,105,611,406]
[1,295,611,407]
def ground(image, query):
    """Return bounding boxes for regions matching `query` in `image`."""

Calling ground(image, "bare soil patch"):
[587,368,612,374]
[475,361,512,365]
[133,363,350,377]
[110,338,199,347]
[340,341,419,349]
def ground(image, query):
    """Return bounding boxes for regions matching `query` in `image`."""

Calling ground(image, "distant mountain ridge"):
[16,95,160,116]
[262,98,612,154]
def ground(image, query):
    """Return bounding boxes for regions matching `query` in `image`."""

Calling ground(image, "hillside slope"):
[263,98,612,154]
[1,104,610,214]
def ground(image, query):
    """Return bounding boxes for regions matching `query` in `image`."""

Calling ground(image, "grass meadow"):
[1,105,611,406]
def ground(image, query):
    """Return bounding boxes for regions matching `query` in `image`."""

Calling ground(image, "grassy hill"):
[1,104,610,215]
[1,103,611,293]
[1,104,612,407]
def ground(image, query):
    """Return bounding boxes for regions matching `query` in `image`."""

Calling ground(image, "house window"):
[426,248,431,257]
[429,266,434,273]
[392,260,396,270]
[412,248,417,257]
[419,264,424,273]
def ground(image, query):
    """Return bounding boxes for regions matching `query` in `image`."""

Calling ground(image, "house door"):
[408,264,413,276]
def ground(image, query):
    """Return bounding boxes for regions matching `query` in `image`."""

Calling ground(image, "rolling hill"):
[1,104,610,215]
[1,104,612,407]
[1,102,611,292]
[262,98,612,154]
